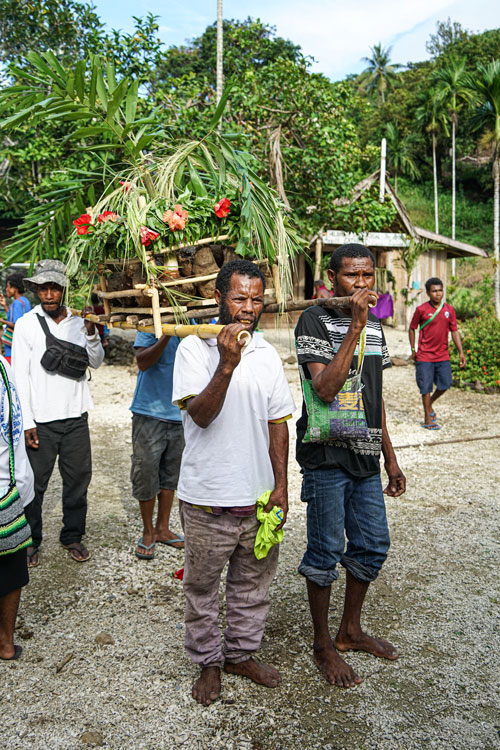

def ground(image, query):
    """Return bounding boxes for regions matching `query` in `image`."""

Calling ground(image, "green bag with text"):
[302,327,370,444]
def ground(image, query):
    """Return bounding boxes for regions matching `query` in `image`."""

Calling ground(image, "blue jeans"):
[298,468,390,586]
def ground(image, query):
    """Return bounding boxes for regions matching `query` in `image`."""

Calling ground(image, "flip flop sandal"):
[421,423,442,430]
[62,543,91,562]
[135,537,156,560]
[157,535,184,548]
[27,547,40,568]
[0,645,22,661]
[430,410,438,422]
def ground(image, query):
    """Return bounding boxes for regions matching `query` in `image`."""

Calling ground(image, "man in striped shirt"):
[295,244,406,688]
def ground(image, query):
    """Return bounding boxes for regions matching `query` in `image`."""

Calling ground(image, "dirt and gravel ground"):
[2,326,499,750]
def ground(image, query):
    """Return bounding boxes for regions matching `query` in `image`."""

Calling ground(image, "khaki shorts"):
[130,414,185,501]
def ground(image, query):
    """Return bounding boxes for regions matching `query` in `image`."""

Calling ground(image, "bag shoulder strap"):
[329,324,367,377]
[36,313,52,337]
[0,360,15,486]
[356,326,366,376]
[419,301,444,332]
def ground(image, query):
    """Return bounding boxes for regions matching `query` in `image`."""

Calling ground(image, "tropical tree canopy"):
[359,43,402,105]
[384,122,420,192]
[0,6,498,278]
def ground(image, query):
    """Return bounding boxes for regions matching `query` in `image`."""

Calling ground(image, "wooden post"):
[379,138,386,202]
[272,263,283,306]
[98,265,111,318]
[216,0,224,123]
[314,237,322,281]
[150,286,163,339]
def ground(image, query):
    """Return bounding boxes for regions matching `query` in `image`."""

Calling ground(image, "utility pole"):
[216,0,223,106]
[379,138,386,202]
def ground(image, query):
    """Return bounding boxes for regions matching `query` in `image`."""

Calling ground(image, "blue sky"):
[91,0,499,80]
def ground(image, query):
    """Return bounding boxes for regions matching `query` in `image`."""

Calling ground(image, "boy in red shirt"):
[409,277,466,429]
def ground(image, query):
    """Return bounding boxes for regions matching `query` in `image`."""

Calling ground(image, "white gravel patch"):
[3,326,499,750]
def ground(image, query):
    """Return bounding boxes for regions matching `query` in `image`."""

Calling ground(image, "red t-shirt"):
[410,302,458,362]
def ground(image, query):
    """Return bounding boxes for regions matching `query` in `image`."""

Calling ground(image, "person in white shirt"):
[0,355,34,660]
[12,260,104,568]
[172,259,295,707]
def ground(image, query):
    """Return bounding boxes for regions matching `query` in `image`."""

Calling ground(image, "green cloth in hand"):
[254,490,284,560]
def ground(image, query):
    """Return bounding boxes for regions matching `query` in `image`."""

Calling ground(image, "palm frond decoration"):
[0,51,303,312]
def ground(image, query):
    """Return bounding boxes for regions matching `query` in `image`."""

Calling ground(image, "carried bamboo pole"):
[71,311,249,344]
[71,295,366,331]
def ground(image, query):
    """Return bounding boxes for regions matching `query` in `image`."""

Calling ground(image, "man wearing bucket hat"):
[12,260,104,567]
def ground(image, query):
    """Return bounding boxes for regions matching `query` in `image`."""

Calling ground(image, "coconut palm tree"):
[432,57,470,244]
[416,88,449,234]
[466,60,500,319]
[385,122,420,194]
[360,43,402,106]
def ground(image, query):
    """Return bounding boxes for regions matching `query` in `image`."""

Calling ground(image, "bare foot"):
[334,630,398,660]
[224,657,280,687]
[192,666,221,706]
[313,643,363,688]
[0,643,21,660]
[155,528,184,549]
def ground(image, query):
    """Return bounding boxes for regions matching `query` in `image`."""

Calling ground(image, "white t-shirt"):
[0,356,34,507]
[172,333,295,506]
[12,305,104,429]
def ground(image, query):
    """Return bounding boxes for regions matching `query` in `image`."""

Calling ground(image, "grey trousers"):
[180,501,279,668]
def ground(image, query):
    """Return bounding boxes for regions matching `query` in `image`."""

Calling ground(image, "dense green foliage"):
[450,310,500,387]
[354,23,500,216]
[448,276,494,319]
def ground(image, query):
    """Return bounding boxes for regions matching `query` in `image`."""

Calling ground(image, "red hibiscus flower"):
[97,211,118,223]
[120,181,132,193]
[163,204,188,232]
[73,213,93,236]
[140,226,160,246]
[214,198,231,218]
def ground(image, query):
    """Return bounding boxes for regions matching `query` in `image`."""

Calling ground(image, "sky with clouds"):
[92,0,499,80]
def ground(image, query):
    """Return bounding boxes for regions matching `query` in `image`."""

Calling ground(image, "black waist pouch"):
[37,314,89,380]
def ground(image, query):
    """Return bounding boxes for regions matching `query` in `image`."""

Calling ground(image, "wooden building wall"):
[387,248,447,328]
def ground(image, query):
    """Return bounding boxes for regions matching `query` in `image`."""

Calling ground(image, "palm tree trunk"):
[432,132,439,234]
[494,157,500,320]
[451,118,456,275]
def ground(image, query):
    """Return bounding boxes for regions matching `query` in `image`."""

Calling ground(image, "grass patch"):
[397,178,494,253]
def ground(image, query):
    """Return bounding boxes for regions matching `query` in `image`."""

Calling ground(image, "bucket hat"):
[26,259,68,289]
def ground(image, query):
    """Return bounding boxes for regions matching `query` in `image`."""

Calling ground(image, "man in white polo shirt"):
[12,260,104,568]
[173,259,295,707]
